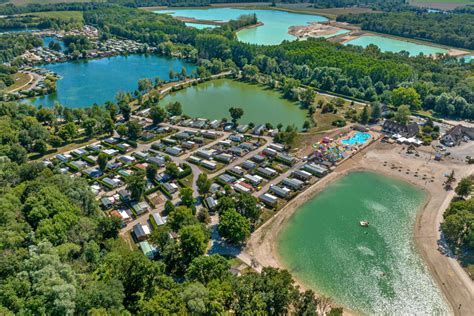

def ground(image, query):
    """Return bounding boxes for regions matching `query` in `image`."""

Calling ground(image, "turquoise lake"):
[156,8,328,45]
[29,54,196,108]
[345,35,448,56]
[42,36,66,51]
[278,171,449,314]
[185,22,217,29]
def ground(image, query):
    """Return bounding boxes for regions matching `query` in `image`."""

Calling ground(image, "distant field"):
[6,0,104,5]
[409,0,474,9]
[30,10,84,22]
[209,3,378,19]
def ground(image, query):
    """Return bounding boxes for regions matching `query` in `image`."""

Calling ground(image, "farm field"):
[30,10,84,22]
[409,0,474,9]
[5,0,104,5]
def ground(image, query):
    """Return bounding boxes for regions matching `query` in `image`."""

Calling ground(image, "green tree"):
[97,152,108,171]
[116,124,128,138]
[455,178,472,198]
[391,87,421,110]
[33,140,48,154]
[359,105,369,125]
[49,135,62,148]
[196,173,211,196]
[119,103,131,121]
[236,193,261,223]
[186,255,231,285]
[180,282,209,314]
[165,102,183,116]
[101,116,115,135]
[370,102,382,122]
[165,162,180,179]
[218,209,250,244]
[300,88,315,107]
[229,107,244,125]
[302,120,311,130]
[167,206,198,232]
[82,118,97,137]
[146,164,158,181]
[179,224,209,266]
[138,78,153,93]
[180,187,196,208]
[149,105,167,125]
[394,104,411,125]
[58,122,77,141]
[126,120,142,140]
[126,170,146,201]
[163,200,175,216]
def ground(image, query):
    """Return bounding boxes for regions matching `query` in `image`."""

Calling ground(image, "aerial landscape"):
[0,0,473,314]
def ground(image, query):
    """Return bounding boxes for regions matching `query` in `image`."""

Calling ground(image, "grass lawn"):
[179,173,194,188]
[31,11,84,22]
[309,93,364,133]
[5,72,32,93]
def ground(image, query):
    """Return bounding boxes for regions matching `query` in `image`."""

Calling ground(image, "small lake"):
[278,171,449,314]
[160,79,307,127]
[185,22,217,29]
[156,8,328,45]
[345,35,448,56]
[0,28,38,33]
[42,36,66,51]
[29,54,196,108]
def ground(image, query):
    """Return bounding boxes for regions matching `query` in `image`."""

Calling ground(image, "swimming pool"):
[341,132,371,145]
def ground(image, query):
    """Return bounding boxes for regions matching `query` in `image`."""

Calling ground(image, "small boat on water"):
[360,221,369,227]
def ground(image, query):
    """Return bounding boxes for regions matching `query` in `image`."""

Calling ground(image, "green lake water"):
[278,171,449,314]
[185,22,217,29]
[29,54,196,108]
[345,35,447,56]
[156,8,328,45]
[160,79,307,127]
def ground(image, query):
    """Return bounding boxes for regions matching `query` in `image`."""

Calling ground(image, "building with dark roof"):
[382,119,419,138]
[441,125,474,146]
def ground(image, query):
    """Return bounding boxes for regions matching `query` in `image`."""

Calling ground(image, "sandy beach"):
[288,22,346,39]
[244,139,474,315]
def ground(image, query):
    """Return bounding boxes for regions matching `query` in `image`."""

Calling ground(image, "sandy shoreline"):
[245,140,474,314]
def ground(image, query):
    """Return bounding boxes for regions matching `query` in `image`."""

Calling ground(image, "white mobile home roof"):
[259,193,278,205]
[152,213,165,226]
[270,185,290,198]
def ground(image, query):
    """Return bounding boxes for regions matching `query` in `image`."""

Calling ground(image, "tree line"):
[1,5,473,120]
[441,177,473,279]
[337,11,474,50]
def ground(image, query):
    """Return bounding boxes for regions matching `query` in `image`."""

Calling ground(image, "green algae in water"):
[278,171,449,314]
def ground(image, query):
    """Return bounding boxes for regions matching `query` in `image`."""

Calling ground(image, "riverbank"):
[245,139,474,314]
[288,22,347,39]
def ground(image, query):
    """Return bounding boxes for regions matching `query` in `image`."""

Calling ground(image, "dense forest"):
[0,0,406,15]
[0,5,472,119]
[337,11,474,50]
[83,7,474,119]
[0,34,43,64]
[308,0,406,10]
[0,14,83,31]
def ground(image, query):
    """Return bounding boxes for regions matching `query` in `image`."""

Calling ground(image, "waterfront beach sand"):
[245,140,474,315]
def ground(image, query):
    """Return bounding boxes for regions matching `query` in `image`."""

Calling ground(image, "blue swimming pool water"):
[341,132,371,145]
